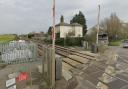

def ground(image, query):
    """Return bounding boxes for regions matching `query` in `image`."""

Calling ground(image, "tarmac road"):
[117,48,128,61]
[110,45,128,60]
[108,46,128,89]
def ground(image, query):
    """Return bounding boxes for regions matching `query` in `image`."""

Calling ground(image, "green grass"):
[0,34,16,42]
[109,40,121,46]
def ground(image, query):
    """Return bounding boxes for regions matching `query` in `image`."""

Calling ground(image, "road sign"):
[6,78,16,87]
[8,85,16,89]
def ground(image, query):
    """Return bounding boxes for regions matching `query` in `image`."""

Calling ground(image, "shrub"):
[55,37,83,46]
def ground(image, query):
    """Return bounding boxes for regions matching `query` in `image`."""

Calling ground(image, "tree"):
[122,23,128,39]
[15,34,19,40]
[100,13,122,41]
[70,11,87,36]
[28,33,34,39]
[84,27,97,44]
[47,26,52,35]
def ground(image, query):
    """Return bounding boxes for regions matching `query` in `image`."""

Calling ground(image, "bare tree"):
[85,27,97,43]
[122,23,128,39]
[100,13,122,41]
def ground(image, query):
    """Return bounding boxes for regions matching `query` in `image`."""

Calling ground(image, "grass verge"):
[0,34,16,42]
[109,40,121,46]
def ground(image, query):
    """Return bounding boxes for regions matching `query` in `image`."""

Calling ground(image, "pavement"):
[0,60,42,89]
[75,45,128,89]
[104,45,128,89]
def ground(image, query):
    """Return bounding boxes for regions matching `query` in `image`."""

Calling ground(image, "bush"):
[55,38,65,46]
[83,34,96,45]
[28,34,34,39]
[98,44,109,53]
[55,37,83,46]
[44,38,52,44]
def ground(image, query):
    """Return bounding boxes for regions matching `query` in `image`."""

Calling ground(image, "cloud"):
[0,0,51,34]
[0,0,127,34]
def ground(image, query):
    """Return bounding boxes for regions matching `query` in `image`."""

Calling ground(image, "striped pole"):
[51,0,56,88]
[96,5,100,45]
[52,0,56,49]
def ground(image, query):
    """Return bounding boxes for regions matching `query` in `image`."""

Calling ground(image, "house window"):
[67,30,75,37]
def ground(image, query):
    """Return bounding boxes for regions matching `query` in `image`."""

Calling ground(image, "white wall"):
[74,26,83,37]
[55,26,60,33]
[56,25,83,38]
[60,26,72,38]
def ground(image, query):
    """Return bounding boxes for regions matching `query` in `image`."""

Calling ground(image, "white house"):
[55,16,83,38]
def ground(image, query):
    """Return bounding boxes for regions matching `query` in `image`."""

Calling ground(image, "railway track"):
[36,43,128,88]
[55,45,98,70]
[54,45,128,86]
[55,45,96,60]
[37,44,111,87]
[37,44,97,71]
[37,43,108,73]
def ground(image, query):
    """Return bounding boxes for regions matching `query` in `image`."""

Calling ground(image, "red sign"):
[16,72,28,82]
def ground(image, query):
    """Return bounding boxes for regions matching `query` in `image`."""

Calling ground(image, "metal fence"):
[41,45,55,89]
[0,42,37,64]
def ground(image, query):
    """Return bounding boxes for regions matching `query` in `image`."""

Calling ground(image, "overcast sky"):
[0,0,127,34]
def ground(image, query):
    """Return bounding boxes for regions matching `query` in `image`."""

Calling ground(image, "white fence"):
[0,41,37,64]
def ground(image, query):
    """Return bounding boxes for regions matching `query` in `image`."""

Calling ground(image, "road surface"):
[108,46,128,89]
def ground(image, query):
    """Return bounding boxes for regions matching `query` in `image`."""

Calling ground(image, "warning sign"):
[16,72,28,81]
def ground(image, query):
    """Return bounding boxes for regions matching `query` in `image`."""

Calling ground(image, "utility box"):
[91,44,98,53]
[55,57,62,80]
[82,41,89,49]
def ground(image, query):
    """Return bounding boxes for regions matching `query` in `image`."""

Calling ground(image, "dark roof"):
[56,22,82,27]
[98,33,108,36]
[71,23,82,26]
[56,22,70,26]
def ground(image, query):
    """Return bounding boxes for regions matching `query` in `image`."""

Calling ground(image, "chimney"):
[60,15,64,23]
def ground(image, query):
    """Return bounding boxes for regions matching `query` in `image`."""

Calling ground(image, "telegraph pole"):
[96,5,100,45]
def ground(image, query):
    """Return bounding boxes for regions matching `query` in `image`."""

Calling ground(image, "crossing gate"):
[0,42,37,64]
[40,45,55,88]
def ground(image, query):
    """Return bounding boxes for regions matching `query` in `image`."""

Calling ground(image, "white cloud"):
[0,0,127,34]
